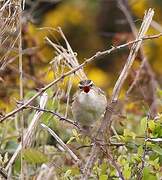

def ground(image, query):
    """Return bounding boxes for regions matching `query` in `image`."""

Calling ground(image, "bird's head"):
[78,80,94,93]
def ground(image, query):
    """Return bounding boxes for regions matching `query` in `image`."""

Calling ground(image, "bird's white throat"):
[72,87,107,126]
[78,89,104,111]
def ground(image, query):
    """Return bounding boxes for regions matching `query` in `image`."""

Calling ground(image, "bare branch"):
[40,123,81,163]
[118,0,158,117]
[22,104,81,129]
[151,20,162,32]
[0,32,162,123]
[137,115,149,180]
[145,138,162,142]
[0,166,7,179]
[17,2,24,178]
[100,146,125,180]
[81,9,155,180]
[112,9,154,101]
[5,93,48,171]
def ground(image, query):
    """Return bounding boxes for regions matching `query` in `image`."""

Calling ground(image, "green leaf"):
[72,129,78,137]
[66,136,76,144]
[64,169,72,178]
[70,167,80,176]
[5,141,18,154]
[13,156,21,173]
[142,167,157,180]
[24,90,37,99]
[23,148,48,164]
[148,157,160,170]
[157,88,162,98]
[141,117,147,132]
[137,145,144,156]
[123,164,131,179]
[100,161,108,175]
[148,120,155,131]
[152,145,162,156]
[99,175,108,180]
[123,129,136,140]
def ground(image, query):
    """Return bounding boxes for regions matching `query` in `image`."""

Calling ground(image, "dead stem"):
[0,32,162,123]
[81,9,154,180]
[40,123,81,164]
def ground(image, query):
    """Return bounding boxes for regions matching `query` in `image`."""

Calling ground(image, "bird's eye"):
[79,86,82,89]
[90,84,93,87]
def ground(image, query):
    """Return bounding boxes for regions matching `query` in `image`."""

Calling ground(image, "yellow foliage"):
[43,3,84,28]
[88,67,109,87]
[131,1,147,17]
[125,102,136,111]
[28,22,37,35]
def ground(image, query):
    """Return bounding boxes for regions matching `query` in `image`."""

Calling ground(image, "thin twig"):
[17,2,24,178]
[0,166,7,179]
[145,138,162,142]
[22,0,25,10]
[112,9,154,101]
[5,93,48,171]
[0,46,39,70]
[46,36,87,80]
[22,104,81,129]
[100,146,125,180]
[81,9,154,180]
[137,115,149,180]
[118,0,158,117]
[8,64,44,86]
[0,32,162,123]
[40,123,81,163]
[76,142,125,150]
[151,20,162,32]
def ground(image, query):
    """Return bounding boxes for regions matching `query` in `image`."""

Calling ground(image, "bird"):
[72,80,107,129]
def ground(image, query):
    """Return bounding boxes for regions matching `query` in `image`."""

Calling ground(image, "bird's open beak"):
[83,86,90,93]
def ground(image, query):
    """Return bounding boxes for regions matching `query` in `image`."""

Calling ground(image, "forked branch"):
[0,32,162,123]
[81,9,155,180]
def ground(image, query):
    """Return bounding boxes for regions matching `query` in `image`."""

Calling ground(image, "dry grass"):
[0,2,162,179]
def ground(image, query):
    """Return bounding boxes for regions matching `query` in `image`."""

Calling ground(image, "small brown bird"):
[72,80,107,128]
